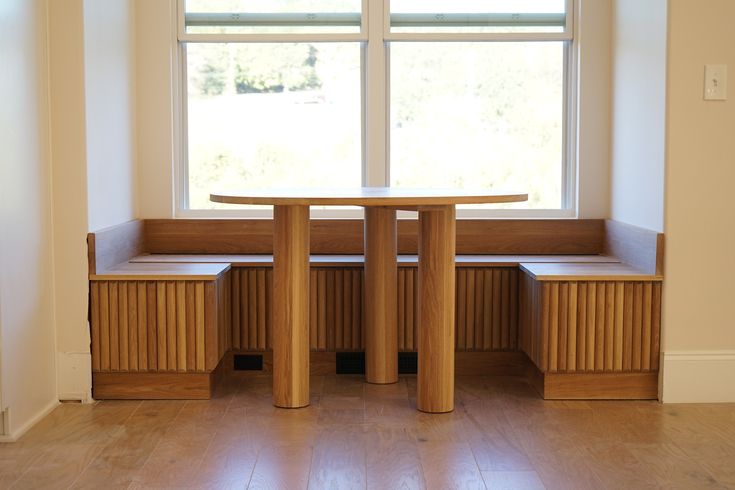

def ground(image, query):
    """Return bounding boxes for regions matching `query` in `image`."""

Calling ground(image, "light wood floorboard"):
[0,375,733,489]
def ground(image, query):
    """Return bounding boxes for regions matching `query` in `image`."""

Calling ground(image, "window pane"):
[185,0,362,34]
[390,42,564,209]
[186,43,361,210]
[389,0,566,34]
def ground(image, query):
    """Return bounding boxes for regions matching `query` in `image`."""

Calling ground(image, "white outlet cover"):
[704,64,727,101]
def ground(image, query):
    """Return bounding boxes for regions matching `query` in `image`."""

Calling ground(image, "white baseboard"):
[662,351,735,403]
[0,399,60,443]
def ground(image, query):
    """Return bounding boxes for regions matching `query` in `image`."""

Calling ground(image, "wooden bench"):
[519,263,662,399]
[517,221,665,399]
[90,262,231,399]
[87,218,663,400]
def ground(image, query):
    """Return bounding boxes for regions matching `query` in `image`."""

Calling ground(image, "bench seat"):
[520,262,662,282]
[519,261,662,400]
[91,262,230,281]
[89,262,231,400]
[129,253,621,268]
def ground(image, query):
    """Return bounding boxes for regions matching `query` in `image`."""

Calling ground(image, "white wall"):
[661,0,735,402]
[609,0,667,232]
[0,0,59,439]
[84,0,138,231]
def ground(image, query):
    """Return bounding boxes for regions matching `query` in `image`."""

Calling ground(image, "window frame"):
[174,0,578,219]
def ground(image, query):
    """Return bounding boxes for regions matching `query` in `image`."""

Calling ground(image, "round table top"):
[210,187,528,207]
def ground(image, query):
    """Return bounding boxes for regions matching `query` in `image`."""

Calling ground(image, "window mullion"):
[364,0,388,187]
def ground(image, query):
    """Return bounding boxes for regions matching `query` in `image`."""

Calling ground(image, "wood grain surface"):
[11,375,735,489]
[364,207,398,384]
[210,187,527,206]
[143,219,606,255]
[520,275,661,375]
[604,219,665,275]
[90,275,229,376]
[417,206,456,413]
[271,205,310,408]
[87,219,145,275]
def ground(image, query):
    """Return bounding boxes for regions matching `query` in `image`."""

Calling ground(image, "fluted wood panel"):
[90,275,229,373]
[231,266,518,353]
[520,276,661,374]
[455,268,518,351]
[397,268,417,351]
[231,267,364,351]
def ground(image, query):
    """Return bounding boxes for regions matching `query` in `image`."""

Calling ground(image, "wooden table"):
[210,188,527,412]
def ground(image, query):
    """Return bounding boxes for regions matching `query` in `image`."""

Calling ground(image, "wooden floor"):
[1,374,734,489]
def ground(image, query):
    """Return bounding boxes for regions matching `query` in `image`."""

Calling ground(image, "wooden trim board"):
[527,363,659,400]
[93,353,228,400]
[93,372,213,400]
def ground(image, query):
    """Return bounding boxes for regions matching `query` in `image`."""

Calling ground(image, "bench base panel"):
[528,365,658,400]
[93,358,227,400]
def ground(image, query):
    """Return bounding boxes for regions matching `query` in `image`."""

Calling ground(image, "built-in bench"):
[89,262,231,399]
[519,263,663,399]
[87,218,664,400]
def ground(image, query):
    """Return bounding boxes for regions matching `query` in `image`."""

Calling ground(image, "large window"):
[178,0,575,216]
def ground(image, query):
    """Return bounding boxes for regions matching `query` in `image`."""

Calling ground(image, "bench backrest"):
[87,220,145,274]
[603,220,664,275]
[143,219,604,255]
[88,218,664,274]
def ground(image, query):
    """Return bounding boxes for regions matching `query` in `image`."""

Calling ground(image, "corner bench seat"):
[519,262,662,400]
[89,262,231,400]
[520,262,662,282]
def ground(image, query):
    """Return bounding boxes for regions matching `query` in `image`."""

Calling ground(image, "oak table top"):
[210,187,528,207]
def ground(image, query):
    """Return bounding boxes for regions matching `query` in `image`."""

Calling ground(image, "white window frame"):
[174,0,577,219]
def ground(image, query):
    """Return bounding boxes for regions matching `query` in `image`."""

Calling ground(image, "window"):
[177,0,575,216]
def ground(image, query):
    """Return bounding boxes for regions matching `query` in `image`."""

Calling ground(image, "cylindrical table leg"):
[364,207,398,384]
[417,205,456,413]
[273,205,310,408]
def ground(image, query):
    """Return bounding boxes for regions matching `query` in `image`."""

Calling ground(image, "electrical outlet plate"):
[704,64,728,101]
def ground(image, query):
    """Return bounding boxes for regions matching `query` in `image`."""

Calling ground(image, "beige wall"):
[610,0,667,232]
[576,0,612,219]
[662,0,735,402]
[136,0,176,219]
[49,0,137,402]
[48,0,93,403]
[0,0,59,439]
